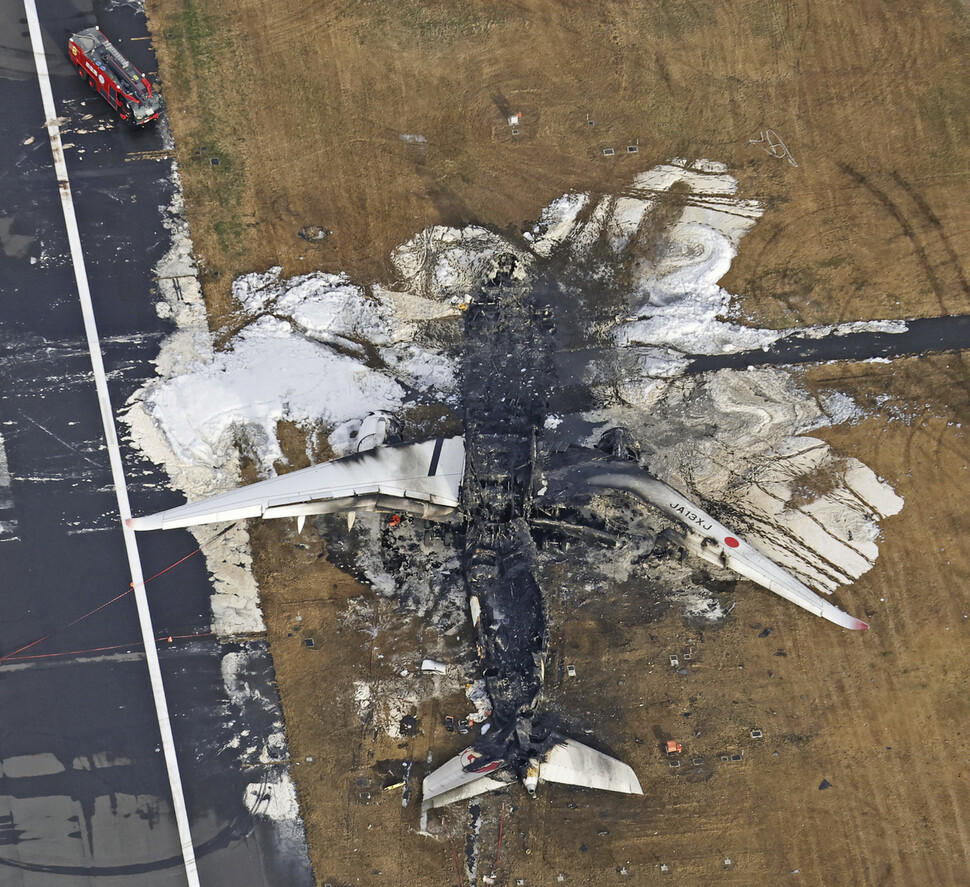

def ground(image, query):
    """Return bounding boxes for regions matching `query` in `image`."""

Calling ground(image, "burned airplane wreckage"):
[129,256,868,810]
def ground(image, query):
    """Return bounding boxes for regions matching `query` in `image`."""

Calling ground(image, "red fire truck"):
[68,28,161,126]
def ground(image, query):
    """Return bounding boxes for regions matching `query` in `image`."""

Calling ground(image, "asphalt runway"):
[0,0,314,883]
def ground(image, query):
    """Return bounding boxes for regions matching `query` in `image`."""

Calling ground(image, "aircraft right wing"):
[584,467,870,630]
[541,455,869,631]
[127,437,465,531]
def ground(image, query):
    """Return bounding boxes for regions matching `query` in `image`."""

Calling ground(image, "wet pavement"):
[687,314,970,373]
[0,0,313,883]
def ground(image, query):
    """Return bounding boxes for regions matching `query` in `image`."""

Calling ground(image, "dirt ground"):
[142,1,970,884]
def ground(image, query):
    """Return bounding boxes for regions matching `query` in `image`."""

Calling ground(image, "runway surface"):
[0,0,314,883]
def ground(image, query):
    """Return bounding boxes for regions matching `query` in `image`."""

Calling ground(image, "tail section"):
[422,737,642,810]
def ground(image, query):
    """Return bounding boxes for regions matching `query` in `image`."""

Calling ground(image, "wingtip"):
[854,618,870,631]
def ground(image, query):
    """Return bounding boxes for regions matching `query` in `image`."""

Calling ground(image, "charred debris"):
[458,256,649,773]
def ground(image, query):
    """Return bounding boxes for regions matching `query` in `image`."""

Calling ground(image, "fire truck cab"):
[68,27,161,125]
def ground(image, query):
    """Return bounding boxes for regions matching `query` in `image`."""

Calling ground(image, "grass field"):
[145,1,970,883]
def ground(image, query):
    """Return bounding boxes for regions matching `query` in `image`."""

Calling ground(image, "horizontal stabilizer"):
[128,437,465,531]
[422,739,642,809]
[539,739,642,794]
[422,748,508,809]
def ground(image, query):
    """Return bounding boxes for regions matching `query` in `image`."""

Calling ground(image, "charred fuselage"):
[460,265,559,772]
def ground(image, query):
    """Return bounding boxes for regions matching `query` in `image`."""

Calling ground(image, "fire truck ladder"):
[102,40,146,99]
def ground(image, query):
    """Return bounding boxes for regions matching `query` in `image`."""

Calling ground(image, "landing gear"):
[595,427,640,462]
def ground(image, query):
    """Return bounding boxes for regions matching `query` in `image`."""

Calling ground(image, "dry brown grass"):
[145,1,970,883]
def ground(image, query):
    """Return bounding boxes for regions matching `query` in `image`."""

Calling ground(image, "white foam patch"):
[353,676,418,739]
[608,195,652,253]
[589,367,902,595]
[143,315,405,470]
[392,225,529,301]
[615,162,775,361]
[221,650,271,711]
[670,587,727,623]
[527,193,590,257]
[127,157,903,638]
[244,771,300,821]
[801,319,910,339]
[234,267,392,348]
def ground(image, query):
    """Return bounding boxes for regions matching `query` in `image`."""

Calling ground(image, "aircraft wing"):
[128,437,465,531]
[542,456,869,631]
[586,467,869,630]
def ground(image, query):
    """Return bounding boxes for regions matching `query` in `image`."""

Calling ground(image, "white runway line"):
[22,4,201,885]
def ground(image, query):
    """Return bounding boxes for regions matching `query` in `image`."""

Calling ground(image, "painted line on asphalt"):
[22,5,201,885]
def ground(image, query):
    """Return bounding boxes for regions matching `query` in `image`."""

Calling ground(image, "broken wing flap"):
[529,515,619,546]
[261,493,457,522]
[421,739,642,810]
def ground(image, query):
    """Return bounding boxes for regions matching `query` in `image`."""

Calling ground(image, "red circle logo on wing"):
[460,748,502,774]
[724,537,740,548]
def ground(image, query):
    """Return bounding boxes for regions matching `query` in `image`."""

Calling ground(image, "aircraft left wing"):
[127,437,465,531]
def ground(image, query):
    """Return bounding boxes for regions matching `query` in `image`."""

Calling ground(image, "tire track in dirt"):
[839,163,962,317]
[785,0,811,60]
[906,417,970,882]
[889,172,970,302]
[735,193,898,325]
[860,408,970,885]
[787,628,924,885]
[886,171,970,398]
[780,560,902,884]
[832,717,895,887]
